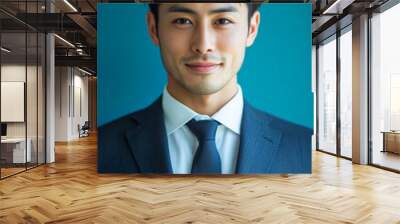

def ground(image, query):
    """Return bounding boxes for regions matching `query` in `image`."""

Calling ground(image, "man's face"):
[147,3,260,95]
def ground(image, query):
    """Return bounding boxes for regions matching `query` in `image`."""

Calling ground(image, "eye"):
[215,18,233,25]
[172,18,192,25]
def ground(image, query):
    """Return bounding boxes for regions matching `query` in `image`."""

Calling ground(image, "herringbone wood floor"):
[1,134,400,224]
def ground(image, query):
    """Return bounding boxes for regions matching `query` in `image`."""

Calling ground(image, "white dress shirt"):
[162,85,244,174]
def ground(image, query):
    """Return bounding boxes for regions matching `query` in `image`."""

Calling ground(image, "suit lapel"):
[236,102,282,173]
[124,97,172,173]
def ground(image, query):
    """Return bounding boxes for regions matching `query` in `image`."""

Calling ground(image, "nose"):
[191,21,215,55]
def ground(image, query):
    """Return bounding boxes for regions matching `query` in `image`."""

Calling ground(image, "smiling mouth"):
[185,62,223,74]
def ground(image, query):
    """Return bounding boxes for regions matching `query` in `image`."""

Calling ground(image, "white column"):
[46,1,55,163]
[352,14,369,164]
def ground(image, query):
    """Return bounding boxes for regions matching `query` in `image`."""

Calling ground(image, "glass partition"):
[317,35,337,155]
[0,1,46,179]
[1,31,28,178]
[27,30,37,169]
[38,32,45,165]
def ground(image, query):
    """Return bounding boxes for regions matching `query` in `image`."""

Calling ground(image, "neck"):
[167,77,238,116]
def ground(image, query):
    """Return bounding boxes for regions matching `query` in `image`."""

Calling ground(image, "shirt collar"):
[162,85,244,135]
[212,86,243,135]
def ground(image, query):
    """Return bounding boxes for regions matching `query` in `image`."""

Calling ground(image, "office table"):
[1,138,32,163]
[381,131,400,154]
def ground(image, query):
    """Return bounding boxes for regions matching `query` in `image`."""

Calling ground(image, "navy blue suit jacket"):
[98,97,312,174]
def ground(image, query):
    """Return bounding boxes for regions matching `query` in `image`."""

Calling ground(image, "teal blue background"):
[98,3,313,129]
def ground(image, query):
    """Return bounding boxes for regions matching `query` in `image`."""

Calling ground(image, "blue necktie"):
[187,119,221,174]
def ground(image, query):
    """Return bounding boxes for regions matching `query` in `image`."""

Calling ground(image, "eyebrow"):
[166,5,240,15]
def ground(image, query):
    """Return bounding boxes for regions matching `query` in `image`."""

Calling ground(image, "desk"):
[1,138,32,163]
[381,131,400,154]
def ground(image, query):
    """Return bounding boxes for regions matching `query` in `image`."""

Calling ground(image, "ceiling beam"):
[55,55,96,72]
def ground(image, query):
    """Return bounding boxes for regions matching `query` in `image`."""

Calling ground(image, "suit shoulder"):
[97,104,155,173]
[251,106,313,136]
[98,100,158,132]
[99,110,139,133]
[250,106,312,173]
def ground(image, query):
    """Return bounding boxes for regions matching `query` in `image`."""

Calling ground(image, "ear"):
[146,11,160,46]
[246,11,260,47]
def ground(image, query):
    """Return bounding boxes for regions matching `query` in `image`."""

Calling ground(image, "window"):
[339,27,352,158]
[318,35,337,154]
[370,2,400,171]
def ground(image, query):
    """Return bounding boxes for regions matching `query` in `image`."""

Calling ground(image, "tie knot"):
[187,119,219,141]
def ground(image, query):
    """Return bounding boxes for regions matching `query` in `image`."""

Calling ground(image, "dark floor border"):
[0,163,45,180]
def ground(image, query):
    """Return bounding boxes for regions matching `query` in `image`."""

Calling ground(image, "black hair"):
[149,3,261,28]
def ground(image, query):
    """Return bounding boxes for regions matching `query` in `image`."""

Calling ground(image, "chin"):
[186,82,225,95]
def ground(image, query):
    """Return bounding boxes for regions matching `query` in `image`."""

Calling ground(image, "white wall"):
[72,73,89,138]
[55,67,89,141]
[55,66,69,141]
[1,65,26,133]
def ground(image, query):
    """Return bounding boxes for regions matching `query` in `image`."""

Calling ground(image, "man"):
[98,3,312,174]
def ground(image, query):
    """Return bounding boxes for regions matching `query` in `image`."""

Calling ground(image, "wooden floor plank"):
[0,135,400,223]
